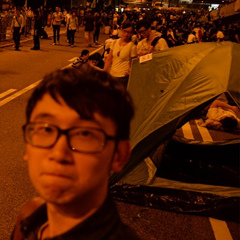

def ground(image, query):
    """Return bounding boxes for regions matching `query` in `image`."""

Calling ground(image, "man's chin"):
[36,184,71,204]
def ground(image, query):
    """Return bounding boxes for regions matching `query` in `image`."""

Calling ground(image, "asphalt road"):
[0,29,239,240]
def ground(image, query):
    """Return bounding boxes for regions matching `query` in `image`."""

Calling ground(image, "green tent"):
[110,42,240,221]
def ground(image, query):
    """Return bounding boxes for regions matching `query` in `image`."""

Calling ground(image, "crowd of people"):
[6,5,240,47]
[5,5,240,83]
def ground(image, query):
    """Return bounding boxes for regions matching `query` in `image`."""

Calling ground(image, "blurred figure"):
[11,8,24,51]
[31,10,42,50]
[88,52,104,69]
[51,6,63,45]
[94,12,102,45]
[83,10,94,47]
[187,30,197,44]
[72,49,89,67]
[136,20,169,56]
[66,10,79,47]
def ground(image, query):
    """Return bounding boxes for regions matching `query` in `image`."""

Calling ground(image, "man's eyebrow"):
[31,113,55,121]
[31,113,103,127]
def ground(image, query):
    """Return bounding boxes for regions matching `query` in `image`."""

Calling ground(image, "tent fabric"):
[110,42,240,188]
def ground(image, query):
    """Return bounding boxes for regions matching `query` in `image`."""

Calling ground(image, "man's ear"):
[111,140,131,173]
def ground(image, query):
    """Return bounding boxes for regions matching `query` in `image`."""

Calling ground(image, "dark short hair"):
[220,117,238,132]
[25,65,134,140]
[81,49,89,57]
[88,53,99,61]
[136,20,151,31]
[121,21,133,31]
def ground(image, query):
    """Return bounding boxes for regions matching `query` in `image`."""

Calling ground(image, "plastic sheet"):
[111,183,240,222]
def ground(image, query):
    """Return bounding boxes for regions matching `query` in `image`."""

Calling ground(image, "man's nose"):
[48,134,73,164]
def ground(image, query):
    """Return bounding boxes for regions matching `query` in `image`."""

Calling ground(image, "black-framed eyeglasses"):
[122,29,133,34]
[138,29,147,34]
[22,122,117,154]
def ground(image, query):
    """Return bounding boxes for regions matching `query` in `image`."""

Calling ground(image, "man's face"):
[89,59,98,66]
[138,27,150,39]
[121,26,133,41]
[82,53,89,60]
[24,93,130,206]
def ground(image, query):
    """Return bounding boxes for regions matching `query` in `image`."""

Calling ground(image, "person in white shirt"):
[199,100,240,132]
[136,20,168,56]
[216,29,224,42]
[187,30,197,44]
[51,6,63,45]
[104,22,137,88]
[66,10,79,47]
[11,8,24,50]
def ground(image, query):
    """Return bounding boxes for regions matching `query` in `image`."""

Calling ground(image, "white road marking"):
[195,120,213,142]
[209,218,233,240]
[0,80,41,107]
[68,57,78,62]
[182,121,194,139]
[0,89,17,99]
[0,46,104,107]
[90,46,103,55]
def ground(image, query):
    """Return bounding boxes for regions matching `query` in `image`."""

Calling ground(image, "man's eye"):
[77,130,92,137]
[35,126,54,134]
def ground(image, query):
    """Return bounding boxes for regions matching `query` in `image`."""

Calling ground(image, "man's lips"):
[41,172,73,179]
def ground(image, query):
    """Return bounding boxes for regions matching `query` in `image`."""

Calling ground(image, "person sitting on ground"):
[88,53,104,69]
[94,52,105,69]
[72,49,89,67]
[88,53,100,68]
[187,30,197,44]
[216,27,225,42]
[11,65,140,240]
[198,99,240,132]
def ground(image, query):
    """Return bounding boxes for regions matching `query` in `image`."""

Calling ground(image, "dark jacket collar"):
[20,194,122,240]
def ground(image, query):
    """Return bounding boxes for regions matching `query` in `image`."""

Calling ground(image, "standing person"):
[104,22,137,88]
[113,11,119,26]
[65,9,71,43]
[31,10,42,50]
[79,8,84,26]
[66,10,79,47]
[136,20,169,56]
[94,12,102,45]
[83,10,94,47]
[26,6,33,29]
[51,6,63,45]
[11,65,140,240]
[11,8,24,51]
